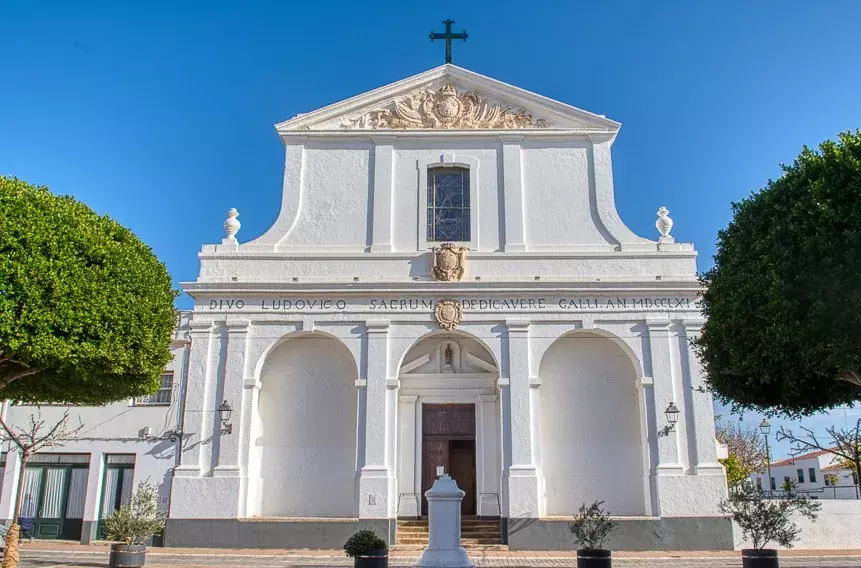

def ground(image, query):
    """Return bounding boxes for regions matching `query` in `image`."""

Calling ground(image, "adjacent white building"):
[1,64,731,549]
[753,449,861,500]
[0,313,190,543]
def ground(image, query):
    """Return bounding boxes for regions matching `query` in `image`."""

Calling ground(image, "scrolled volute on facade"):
[341,84,551,130]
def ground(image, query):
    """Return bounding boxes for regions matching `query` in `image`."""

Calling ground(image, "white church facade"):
[1,65,731,549]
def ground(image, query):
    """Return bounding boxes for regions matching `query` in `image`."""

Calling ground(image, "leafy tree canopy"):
[696,131,861,416]
[720,453,752,489]
[0,176,176,404]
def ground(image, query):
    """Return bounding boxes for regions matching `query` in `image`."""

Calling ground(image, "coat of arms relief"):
[432,243,467,282]
[434,299,464,331]
[341,84,551,130]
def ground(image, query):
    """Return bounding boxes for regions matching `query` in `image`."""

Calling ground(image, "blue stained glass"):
[427,167,470,242]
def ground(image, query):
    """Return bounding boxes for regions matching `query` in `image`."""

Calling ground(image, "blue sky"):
[2,1,860,457]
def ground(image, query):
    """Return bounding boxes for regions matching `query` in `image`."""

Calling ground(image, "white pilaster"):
[385,377,399,517]
[80,452,105,543]
[359,319,393,517]
[174,320,214,477]
[502,319,539,518]
[646,319,684,475]
[0,451,21,521]
[683,321,724,476]
[212,321,250,477]
[500,135,526,252]
[371,136,395,253]
[397,394,419,517]
[214,320,249,477]
[478,393,501,517]
[237,376,260,517]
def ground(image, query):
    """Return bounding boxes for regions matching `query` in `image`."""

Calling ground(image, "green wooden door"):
[21,457,88,541]
[98,458,135,538]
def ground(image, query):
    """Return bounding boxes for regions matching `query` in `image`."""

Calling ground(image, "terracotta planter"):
[741,548,779,568]
[577,548,611,568]
[109,544,147,568]
[354,548,388,568]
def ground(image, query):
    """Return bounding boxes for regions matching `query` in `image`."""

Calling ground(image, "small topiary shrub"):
[344,529,387,558]
[569,500,618,551]
[103,482,167,546]
[720,482,821,549]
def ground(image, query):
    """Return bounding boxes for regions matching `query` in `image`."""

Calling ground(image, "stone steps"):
[392,544,509,551]
[396,516,503,547]
[397,537,501,546]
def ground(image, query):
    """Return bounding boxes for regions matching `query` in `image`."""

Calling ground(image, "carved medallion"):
[434,299,463,331]
[341,84,551,130]
[432,243,467,282]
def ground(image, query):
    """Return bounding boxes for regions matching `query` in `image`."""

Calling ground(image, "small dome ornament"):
[223,208,241,241]
[655,206,674,243]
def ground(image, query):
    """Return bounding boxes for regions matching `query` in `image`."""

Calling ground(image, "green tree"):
[0,176,176,404]
[695,130,861,416]
[716,419,767,482]
[720,453,752,490]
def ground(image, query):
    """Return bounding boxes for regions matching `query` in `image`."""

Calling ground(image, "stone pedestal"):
[415,474,474,568]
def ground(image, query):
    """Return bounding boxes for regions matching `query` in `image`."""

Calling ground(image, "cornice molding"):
[275,64,621,135]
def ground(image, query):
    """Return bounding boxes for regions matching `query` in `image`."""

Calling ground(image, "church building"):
[167,64,730,549]
[0,63,731,550]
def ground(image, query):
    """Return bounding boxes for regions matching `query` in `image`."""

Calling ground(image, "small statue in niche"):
[443,343,454,373]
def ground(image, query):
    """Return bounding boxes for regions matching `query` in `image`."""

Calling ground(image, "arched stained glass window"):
[427,167,470,242]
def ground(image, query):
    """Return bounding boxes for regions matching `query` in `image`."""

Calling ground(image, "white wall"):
[253,333,358,517]
[734,500,861,549]
[521,141,612,247]
[246,134,661,257]
[283,143,372,248]
[538,332,647,516]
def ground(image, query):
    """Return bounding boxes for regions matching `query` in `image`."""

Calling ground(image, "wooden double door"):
[421,404,476,515]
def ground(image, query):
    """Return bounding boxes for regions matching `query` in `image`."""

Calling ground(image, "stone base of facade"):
[164,518,396,549]
[164,516,732,550]
[504,517,734,550]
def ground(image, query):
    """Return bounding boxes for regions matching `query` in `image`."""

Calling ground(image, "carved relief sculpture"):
[434,299,464,331]
[432,242,467,282]
[342,84,551,130]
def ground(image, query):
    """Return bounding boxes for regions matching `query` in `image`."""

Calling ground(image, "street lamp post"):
[760,418,772,495]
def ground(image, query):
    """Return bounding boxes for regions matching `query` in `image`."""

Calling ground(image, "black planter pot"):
[577,548,611,568]
[354,548,388,568]
[109,544,147,568]
[741,548,779,568]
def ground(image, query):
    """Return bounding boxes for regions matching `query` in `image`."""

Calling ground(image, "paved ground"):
[12,545,861,568]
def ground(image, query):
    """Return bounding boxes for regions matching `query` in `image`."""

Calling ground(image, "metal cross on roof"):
[429,19,467,64]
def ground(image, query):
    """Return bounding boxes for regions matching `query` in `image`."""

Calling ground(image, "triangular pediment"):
[276,65,620,134]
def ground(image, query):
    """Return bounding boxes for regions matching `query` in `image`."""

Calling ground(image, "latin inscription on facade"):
[206,297,695,312]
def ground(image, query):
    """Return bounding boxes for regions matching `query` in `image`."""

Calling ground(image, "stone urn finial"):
[656,206,674,242]
[224,208,241,241]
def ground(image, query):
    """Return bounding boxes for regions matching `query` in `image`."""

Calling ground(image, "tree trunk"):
[12,453,29,523]
[2,452,31,568]
[2,525,20,568]
[854,456,861,500]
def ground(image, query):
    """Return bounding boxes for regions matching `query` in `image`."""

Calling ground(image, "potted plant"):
[344,529,388,568]
[568,500,618,568]
[720,482,820,567]
[103,482,167,568]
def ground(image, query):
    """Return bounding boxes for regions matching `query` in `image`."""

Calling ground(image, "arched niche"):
[398,330,498,377]
[539,330,647,516]
[252,332,358,517]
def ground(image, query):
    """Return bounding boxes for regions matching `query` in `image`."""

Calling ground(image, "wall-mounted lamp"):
[658,402,680,437]
[218,400,234,435]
